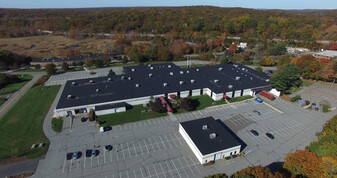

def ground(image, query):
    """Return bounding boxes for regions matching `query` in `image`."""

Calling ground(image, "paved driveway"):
[34,98,334,178]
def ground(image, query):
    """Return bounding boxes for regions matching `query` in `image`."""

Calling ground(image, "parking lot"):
[35,98,333,177]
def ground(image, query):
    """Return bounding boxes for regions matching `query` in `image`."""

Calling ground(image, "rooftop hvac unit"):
[89,80,94,83]
[71,82,76,85]
[209,133,217,139]
[148,64,151,67]
[186,70,190,73]
[191,79,195,83]
[228,85,233,89]
[235,76,240,80]
[168,65,171,68]
[135,84,140,87]
[131,68,135,72]
[121,76,125,80]
[67,95,72,99]
[180,71,184,74]
[108,78,111,81]
[250,77,253,80]
[196,69,199,71]
[128,77,131,80]
[96,89,100,92]
[214,79,219,83]
[202,125,208,130]
[163,83,168,87]
[179,81,184,85]
[266,79,270,82]
[242,68,245,70]
[218,67,223,71]
[150,67,154,70]
[149,73,153,77]
[170,72,173,75]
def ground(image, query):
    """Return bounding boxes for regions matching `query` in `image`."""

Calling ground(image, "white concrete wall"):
[234,90,241,97]
[212,93,223,101]
[95,107,126,116]
[242,89,252,96]
[191,89,200,97]
[205,88,212,97]
[180,91,190,98]
[179,124,204,164]
[201,145,241,163]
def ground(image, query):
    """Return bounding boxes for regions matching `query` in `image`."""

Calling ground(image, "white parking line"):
[69,159,73,172]
[137,141,144,154]
[170,160,182,178]
[159,136,167,149]
[152,164,159,178]
[83,157,86,168]
[167,134,178,147]
[121,144,125,159]
[143,140,150,154]
[103,150,106,164]
[133,142,138,156]
[133,169,137,178]
[62,157,67,173]
[159,162,167,178]
[126,142,132,157]
[176,158,188,177]
[164,135,173,148]
[173,132,184,145]
[188,155,201,174]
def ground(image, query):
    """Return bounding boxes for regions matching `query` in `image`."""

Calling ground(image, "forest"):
[0,6,336,41]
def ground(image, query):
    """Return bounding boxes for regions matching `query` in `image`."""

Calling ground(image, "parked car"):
[266,133,275,140]
[253,110,261,116]
[73,151,80,159]
[66,152,73,160]
[85,149,92,157]
[255,98,263,103]
[99,126,112,133]
[92,149,97,157]
[105,145,113,152]
[250,129,259,136]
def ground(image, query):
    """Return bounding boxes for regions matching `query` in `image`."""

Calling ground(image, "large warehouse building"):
[179,117,241,164]
[54,63,270,117]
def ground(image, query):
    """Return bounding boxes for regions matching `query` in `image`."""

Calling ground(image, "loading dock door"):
[214,153,221,161]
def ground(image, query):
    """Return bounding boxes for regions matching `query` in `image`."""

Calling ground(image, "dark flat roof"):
[180,117,241,155]
[56,63,270,109]
[95,102,126,111]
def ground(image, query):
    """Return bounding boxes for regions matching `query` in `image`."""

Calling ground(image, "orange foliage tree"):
[283,150,325,177]
[232,166,282,178]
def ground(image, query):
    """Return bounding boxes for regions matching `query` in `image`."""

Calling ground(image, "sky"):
[0,0,336,9]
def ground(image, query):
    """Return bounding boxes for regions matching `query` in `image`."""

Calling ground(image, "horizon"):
[0,0,336,10]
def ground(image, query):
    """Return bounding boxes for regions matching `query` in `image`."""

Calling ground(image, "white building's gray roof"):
[314,50,337,58]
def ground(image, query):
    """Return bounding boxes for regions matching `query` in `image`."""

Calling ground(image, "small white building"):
[313,50,337,60]
[179,117,241,164]
[237,42,247,49]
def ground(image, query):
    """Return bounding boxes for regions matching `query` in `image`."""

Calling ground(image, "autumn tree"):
[62,62,69,72]
[259,57,275,66]
[88,109,96,121]
[283,150,325,177]
[228,43,237,56]
[317,61,336,81]
[45,63,56,76]
[232,166,280,178]
[255,66,263,72]
[85,58,94,67]
[151,100,166,113]
[157,47,173,61]
[95,59,104,68]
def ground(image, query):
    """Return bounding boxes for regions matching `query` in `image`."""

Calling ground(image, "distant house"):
[313,50,337,60]
[237,42,247,49]
[286,47,309,53]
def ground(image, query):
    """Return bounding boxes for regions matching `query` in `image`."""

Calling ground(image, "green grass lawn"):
[179,64,207,69]
[97,105,168,126]
[0,98,6,106]
[0,85,60,159]
[302,80,313,87]
[228,95,254,103]
[191,95,227,110]
[0,74,33,95]
[52,118,63,132]
[16,68,44,72]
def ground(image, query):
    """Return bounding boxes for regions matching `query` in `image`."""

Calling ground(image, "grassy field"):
[179,64,207,68]
[16,68,45,72]
[0,74,32,95]
[97,105,168,126]
[52,118,63,133]
[228,95,253,103]
[0,98,6,106]
[191,95,227,110]
[0,85,60,159]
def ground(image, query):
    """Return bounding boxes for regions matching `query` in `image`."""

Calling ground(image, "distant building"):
[313,50,337,60]
[179,117,241,164]
[326,44,337,51]
[286,47,310,53]
[237,42,247,49]
[54,63,270,117]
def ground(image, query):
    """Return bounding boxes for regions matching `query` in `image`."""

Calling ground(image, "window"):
[234,151,237,154]
[205,160,208,163]
[230,152,232,155]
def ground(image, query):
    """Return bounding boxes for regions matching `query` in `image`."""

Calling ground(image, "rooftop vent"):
[108,78,112,81]
[121,76,125,80]
[186,70,190,74]
[89,80,94,83]
[170,72,174,75]
[150,67,154,70]
[242,68,245,71]
[67,95,72,99]
[148,64,151,67]
[128,77,132,80]
[228,85,233,89]
[191,79,195,83]
[179,81,184,85]
[149,73,153,77]
[71,82,76,86]
[180,71,184,74]
[135,84,140,87]
[209,133,217,139]
[96,88,100,92]
[235,76,240,80]
[131,68,135,72]
[250,77,253,80]
[266,79,270,82]
[168,65,171,68]
[218,67,223,71]
[196,69,199,71]
[202,125,208,130]
[214,79,219,83]
[163,83,168,87]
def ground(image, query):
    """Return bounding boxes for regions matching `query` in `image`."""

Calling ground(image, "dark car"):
[253,110,261,116]
[250,129,259,136]
[86,149,92,157]
[81,117,88,122]
[66,152,73,160]
[92,149,97,157]
[266,133,275,140]
[105,145,113,152]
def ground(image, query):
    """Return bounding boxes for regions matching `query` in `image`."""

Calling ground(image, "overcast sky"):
[0,0,336,9]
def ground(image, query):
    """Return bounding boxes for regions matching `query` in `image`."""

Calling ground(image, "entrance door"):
[67,111,73,116]
[214,153,221,161]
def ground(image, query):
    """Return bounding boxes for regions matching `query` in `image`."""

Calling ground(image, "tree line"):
[0,7,336,41]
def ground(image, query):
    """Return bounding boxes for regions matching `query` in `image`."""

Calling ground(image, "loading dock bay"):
[35,99,333,177]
